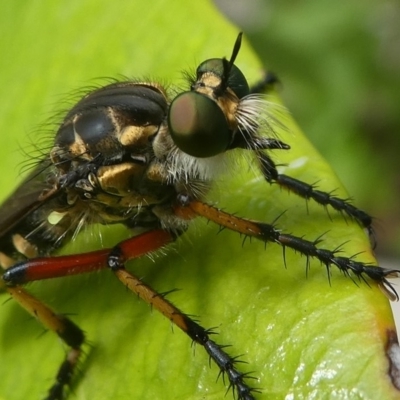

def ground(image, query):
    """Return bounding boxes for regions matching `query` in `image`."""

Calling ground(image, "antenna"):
[219,32,243,94]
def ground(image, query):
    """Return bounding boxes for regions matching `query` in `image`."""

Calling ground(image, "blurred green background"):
[215,0,400,259]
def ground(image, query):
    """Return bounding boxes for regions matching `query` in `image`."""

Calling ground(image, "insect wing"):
[0,159,58,242]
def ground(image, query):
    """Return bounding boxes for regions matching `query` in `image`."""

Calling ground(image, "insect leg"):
[246,71,373,233]
[4,285,84,400]
[1,253,84,400]
[3,229,257,398]
[107,243,259,400]
[174,196,399,301]
[2,230,173,285]
[1,230,174,399]
[256,151,374,232]
[249,71,280,94]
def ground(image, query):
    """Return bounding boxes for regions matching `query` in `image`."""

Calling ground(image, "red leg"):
[3,229,173,284]
[3,226,258,399]
[1,229,174,400]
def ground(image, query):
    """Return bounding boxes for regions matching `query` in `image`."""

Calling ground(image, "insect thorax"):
[0,81,232,263]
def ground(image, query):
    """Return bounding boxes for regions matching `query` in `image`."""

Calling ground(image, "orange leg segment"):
[174,197,399,301]
[1,229,174,400]
[2,227,258,399]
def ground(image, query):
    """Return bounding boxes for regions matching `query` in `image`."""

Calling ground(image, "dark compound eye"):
[168,91,232,158]
[196,58,250,99]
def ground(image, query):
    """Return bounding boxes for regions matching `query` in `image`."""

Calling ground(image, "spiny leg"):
[1,254,85,400]
[1,230,175,400]
[3,285,84,400]
[256,151,374,233]
[247,71,373,233]
[3,229,259,399]
[249,71,280,95]
[106,240,259,400]
[174,196,399,301]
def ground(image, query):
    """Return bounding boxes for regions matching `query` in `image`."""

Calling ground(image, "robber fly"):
[0,33,398,400]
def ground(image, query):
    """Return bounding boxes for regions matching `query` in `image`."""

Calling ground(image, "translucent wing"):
[0,158,59,242]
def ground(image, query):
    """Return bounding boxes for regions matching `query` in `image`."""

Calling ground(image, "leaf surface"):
[0,1,397,399]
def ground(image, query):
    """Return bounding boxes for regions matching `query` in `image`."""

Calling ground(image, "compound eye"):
[197,58,250,99]
[226,64,249,98]
[197,59,224,77]
[168,92,231,158]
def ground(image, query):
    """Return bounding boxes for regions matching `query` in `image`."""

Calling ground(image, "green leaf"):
[0,1,397,400]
